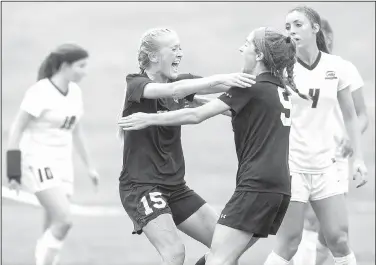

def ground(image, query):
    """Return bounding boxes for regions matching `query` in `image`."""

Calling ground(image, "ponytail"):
[316,30,330,54]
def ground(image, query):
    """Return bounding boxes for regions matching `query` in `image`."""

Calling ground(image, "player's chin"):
[167,70,179,80]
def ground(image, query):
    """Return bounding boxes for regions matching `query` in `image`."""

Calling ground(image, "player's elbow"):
[359,113,369,133]
[171,83,189,99]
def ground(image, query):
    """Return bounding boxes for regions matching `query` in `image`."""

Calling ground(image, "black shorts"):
[119,184,206,234]
[217,191,291,238]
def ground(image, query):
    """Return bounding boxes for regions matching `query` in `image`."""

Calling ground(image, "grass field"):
[1,2,375,265]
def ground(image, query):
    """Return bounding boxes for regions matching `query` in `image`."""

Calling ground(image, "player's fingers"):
[239,76,256,85]
[239,73,256,80]
[356,179,368,188]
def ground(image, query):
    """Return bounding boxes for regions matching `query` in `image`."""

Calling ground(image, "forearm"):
[7,126,23,150]
[172,76,222,99]
[344,116,364,160]
[150,108,201,126]
[358,113,369,134]
[192,96,232,117]
[73,130,94,169]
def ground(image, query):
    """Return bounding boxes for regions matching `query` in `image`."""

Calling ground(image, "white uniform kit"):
[289,52,351,202]
[19,78,84,195]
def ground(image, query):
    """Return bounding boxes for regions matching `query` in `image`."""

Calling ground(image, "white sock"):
[333,252,357,265]
[293,229,318,265]
[264,251,289,265]
[35,229,64,265]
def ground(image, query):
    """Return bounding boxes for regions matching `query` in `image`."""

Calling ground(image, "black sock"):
[195,255,206,265]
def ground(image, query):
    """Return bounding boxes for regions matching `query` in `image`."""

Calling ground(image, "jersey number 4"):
[140,192,167,215]
[277,88,292,126]
[61,116,76,129]
[309,88,320,108]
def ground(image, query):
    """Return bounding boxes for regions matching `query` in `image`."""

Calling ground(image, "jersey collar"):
[256,72,283,87]
[297,51,322,71]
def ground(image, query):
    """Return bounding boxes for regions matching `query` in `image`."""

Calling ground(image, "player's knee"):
[160,243,185,265]
[53,215,73,235]
[324,228,349,255]
[277,232,302,257]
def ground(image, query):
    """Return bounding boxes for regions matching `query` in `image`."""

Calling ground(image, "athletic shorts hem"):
[310,190,345,201]
[131,208,172,235]
[290,197,309,203]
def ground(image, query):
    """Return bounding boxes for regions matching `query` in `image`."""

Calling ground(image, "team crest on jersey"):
[224,92,232,98]
[325,71,338,80]
[173,97,179,103]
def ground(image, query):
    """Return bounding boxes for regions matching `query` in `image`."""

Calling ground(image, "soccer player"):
[293,18,369,265]
[6,44,100,265]
[119,27,296,265]
[263,6,368,265]
[117,28,256,265]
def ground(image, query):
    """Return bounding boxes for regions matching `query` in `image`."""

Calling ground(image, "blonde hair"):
[137,27,177,73]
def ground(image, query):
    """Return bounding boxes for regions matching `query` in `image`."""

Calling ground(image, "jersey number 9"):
[278,88,292,127]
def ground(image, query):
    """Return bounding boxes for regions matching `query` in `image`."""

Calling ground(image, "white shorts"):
[291,164,345,203]
[21,157,74,196]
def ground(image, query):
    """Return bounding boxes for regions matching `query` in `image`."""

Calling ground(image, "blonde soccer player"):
[263,6,367,265]
[6,44,99,265]
[293,18,369,265]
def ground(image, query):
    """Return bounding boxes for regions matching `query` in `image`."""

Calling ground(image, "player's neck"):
[252,64,269,76]
[297,44,320,66]
[145,68,168,83]
[50,75,69,94]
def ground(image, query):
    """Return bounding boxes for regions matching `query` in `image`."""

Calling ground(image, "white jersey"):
[289,52,351,173]
[332,60,364,161]
[19,79,84,160]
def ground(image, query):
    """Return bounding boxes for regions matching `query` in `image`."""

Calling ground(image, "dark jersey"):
[119,73,198,190]
[218,72,291,195]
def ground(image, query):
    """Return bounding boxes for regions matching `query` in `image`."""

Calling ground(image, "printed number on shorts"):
[38,167,54,183]
[309,88,320,108]
[277,87,292,126]
[140,192,167,215]
[60,116,76,129]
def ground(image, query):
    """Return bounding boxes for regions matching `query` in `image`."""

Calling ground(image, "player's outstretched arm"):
[142,73,255,99]
[118,99,231,130]
[190,95,232,117]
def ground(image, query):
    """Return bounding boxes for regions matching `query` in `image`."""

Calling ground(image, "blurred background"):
[1,2,375,264]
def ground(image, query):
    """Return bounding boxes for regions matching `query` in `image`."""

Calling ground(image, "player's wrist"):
[6,149,22,184]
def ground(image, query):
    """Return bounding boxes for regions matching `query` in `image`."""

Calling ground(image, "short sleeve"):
[344,61,364,92]
[174,73,203,101]
[218,86,254,114]
[337,59,352,92]
[20,84,45,117]
[125,74,153,103]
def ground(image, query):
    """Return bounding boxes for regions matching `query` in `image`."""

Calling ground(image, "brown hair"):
[37,44,88,81]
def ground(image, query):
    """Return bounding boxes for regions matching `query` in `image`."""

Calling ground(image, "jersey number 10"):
[60,116,76,130]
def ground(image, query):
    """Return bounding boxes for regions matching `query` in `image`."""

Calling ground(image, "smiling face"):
[154,32,183,80]
[285,10,319,50]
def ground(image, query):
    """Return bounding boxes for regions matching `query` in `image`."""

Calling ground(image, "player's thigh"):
[143,213,185,259]
[119,185,171,235]
[304,202,320,231]
[35,186,71,223]
[310,164,344,201]
[310,194,349,241]
[177,203,218,247]
[168,186,214,247]
[274,200,306,248]
[206,224,256,264]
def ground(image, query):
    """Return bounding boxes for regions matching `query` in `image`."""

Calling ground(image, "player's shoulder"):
[26,78,51,94]
[321,52,345,66]
[126,73,150,83]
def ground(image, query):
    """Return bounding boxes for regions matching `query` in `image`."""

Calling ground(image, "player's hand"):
[88,168,100,192]
[118,113,152,131]
[337,137,353,158]
[352,158,368,188]
[217,73,256,88]
[8,179,21,195]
